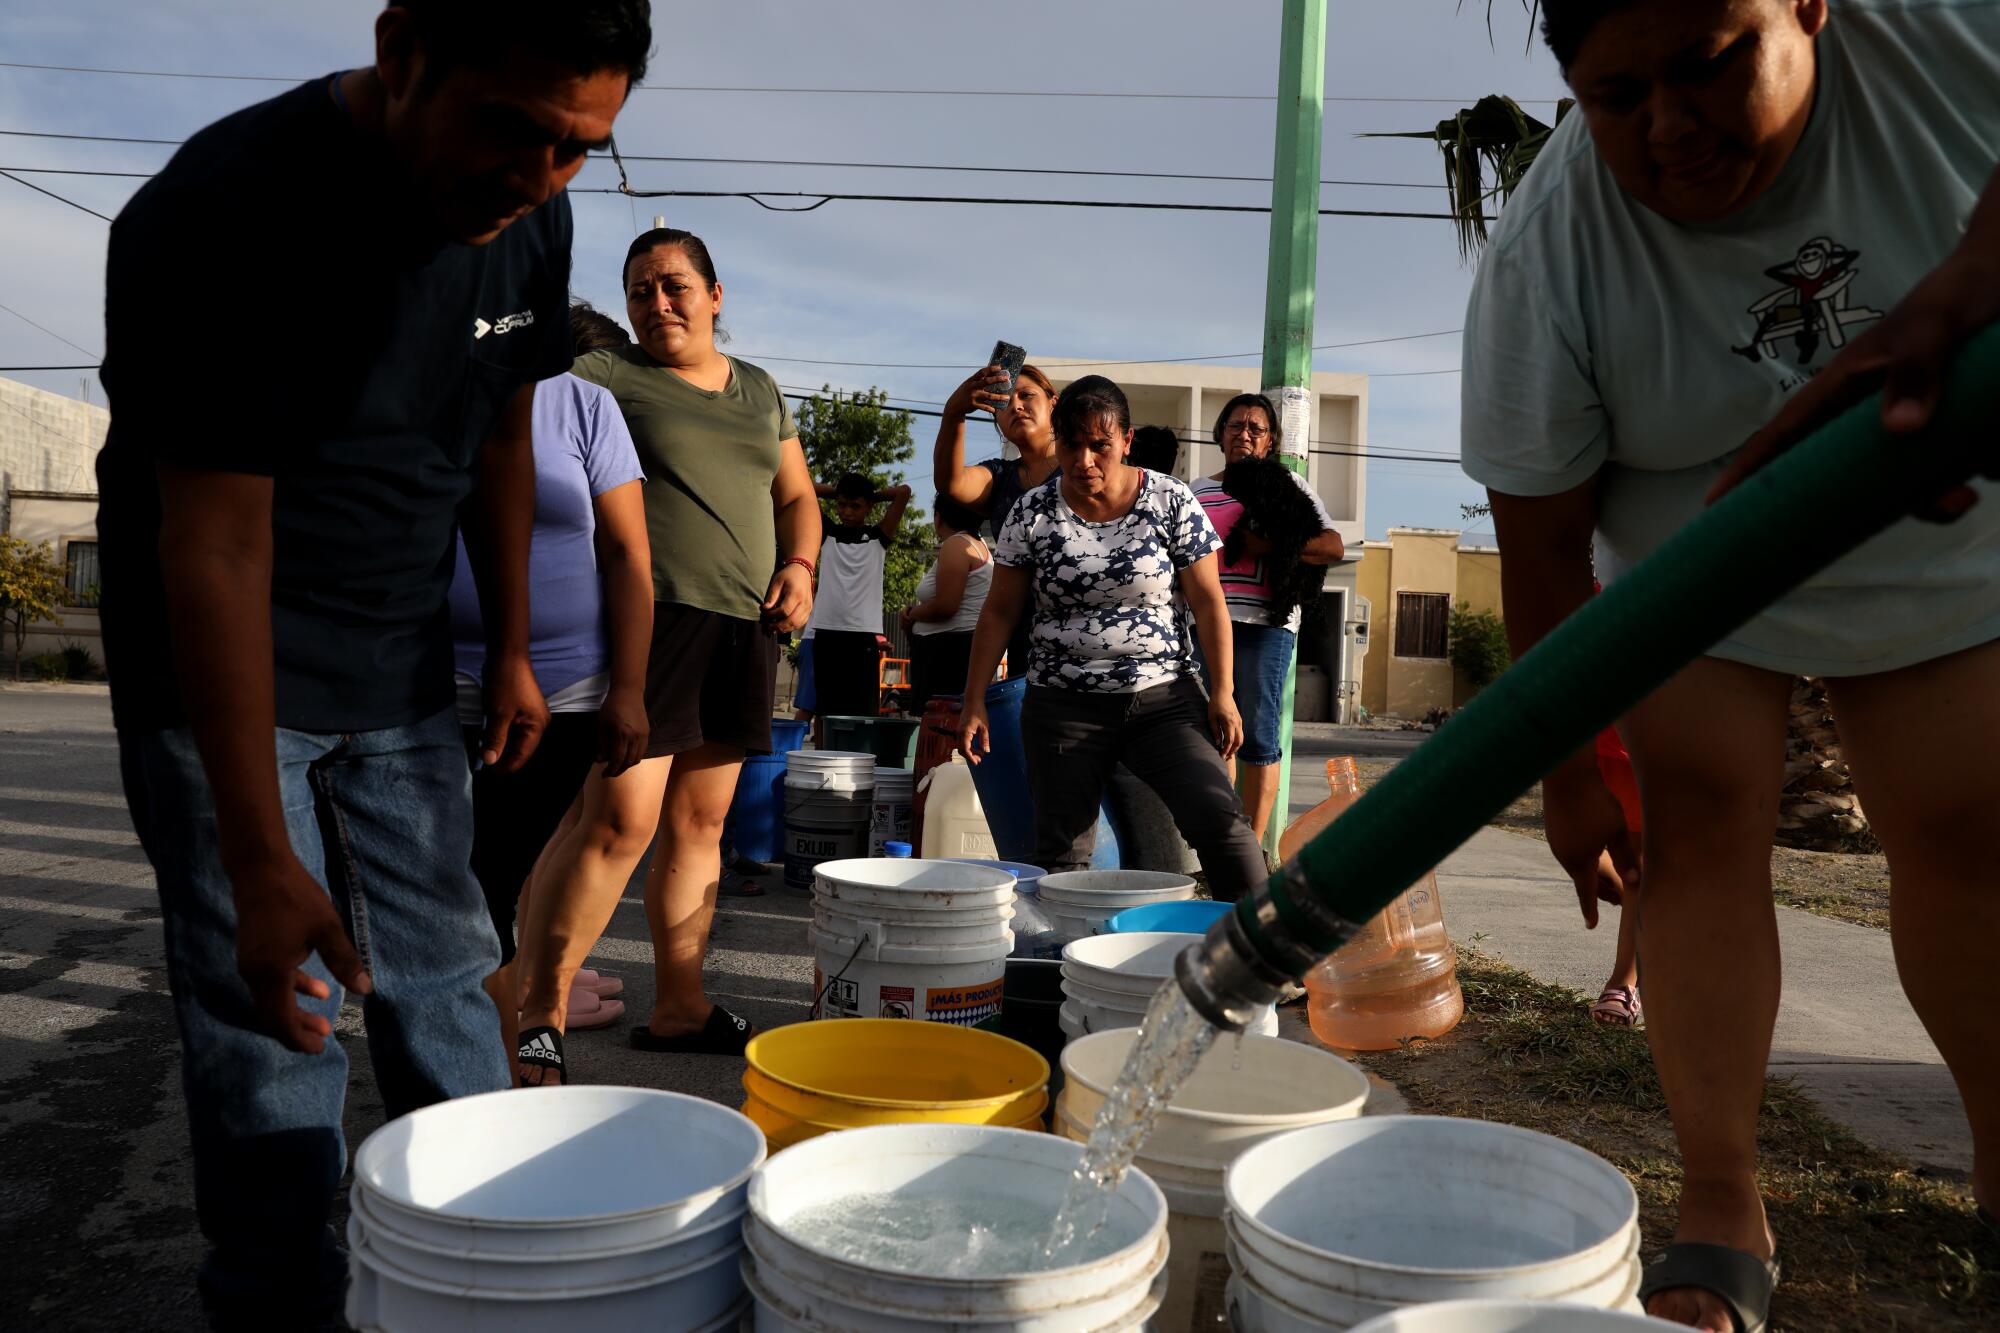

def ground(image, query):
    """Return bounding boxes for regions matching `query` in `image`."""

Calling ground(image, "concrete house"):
[1354,527,1505,719]
[1,377,107,663]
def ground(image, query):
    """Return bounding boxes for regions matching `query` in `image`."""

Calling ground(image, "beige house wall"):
[1383,531,1457,718]
[1354,532,1509,718]
[1355,542,1390,720]
[7,491,101,660]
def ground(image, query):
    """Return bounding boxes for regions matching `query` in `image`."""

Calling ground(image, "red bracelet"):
[778,555,816,580]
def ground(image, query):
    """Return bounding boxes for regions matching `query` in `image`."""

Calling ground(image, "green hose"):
[1243,324,2000,969]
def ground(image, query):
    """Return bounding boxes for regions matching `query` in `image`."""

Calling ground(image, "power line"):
[0,128,182,144]
[0,165,152,177]
[575,186,1484,222]
[607,152,1449,192]
[0,62,1560,103]
[0,167,113,221]
[747,327,1461,371]
[0,363,98,371]
[775,389,1462,464]
[0,300,100,359]
[0,131,1454,192]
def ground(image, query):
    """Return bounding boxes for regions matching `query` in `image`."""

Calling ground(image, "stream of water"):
[1041,978,1219,1261]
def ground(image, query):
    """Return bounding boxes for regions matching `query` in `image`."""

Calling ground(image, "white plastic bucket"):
[1224,1117,1641,1323]
[349,1180,744,1290]
[1345,1297,1674,1332]
[787,750,878,791]
[870,766,915,855]
[1060,934,1278,1038]
[743,1122,1169,1333]
[785,753,878,890]
[811,858,1014,1027]
[1058,1031,1367,1333]
[1059,1030,1368,1177]
[346,1217,749,1332]
[1226,1216,1642,1330]
[353,1087,765,1254]
[1036,870,1196,941]
[345,1087,764,1332]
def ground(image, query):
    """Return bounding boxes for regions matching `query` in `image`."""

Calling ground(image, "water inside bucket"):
[786,1192,1123,1276]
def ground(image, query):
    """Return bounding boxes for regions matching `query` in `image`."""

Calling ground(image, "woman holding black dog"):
[1193,394,1343,843]
[956,376,1267,903]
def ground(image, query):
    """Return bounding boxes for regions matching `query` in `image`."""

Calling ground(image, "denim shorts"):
[1220,621,1296,766]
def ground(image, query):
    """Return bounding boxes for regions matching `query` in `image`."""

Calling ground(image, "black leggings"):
[1021,677,1266,903]
[910,631,974,710]
[461,714,600,964]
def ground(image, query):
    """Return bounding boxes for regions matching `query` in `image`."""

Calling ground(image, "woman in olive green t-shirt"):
[569,227,820,1056]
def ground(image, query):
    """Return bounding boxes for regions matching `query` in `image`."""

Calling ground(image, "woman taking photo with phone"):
[933,355,1060,678]
[571,227,820,1056]
[956,375,1266,903]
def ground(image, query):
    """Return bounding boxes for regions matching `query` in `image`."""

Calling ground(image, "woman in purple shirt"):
[449,302,652,1086]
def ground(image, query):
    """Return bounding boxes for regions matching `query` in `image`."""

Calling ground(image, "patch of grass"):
[1345,948,1995,1330]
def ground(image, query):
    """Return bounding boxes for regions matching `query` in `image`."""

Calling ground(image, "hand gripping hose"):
[1179,324,2000,1029]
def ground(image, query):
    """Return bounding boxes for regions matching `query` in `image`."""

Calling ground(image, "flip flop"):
[719,866,765,898]
[1638,1243,1780,1332]
[516,1025,567,1087]
[629,1005,755,1056]
[1591,984,1643,1028]
[574,968,624,999]
[564,987,627,1031]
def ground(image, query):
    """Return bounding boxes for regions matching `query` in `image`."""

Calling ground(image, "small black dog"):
[1220,455,1328,628]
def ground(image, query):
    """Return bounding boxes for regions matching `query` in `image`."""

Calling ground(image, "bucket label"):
[878,984,915,1019]
[923,979,1004,1028]
[815,966,864,1019]
[783,820,871,890]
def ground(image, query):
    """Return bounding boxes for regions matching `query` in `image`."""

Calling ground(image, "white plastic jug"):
[917,756,998,858]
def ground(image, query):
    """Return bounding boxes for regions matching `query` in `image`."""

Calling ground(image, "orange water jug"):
[1283,757,1463,1050]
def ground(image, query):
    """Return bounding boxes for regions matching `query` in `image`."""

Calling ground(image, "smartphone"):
[988,340,1027,411]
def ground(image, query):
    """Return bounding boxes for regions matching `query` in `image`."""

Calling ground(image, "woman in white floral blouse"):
[956,376,1266,902]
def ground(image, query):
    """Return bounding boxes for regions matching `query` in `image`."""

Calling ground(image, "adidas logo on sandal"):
[519,1033,563,1066]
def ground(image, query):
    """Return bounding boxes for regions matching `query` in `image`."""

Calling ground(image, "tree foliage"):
[0,536,67,678]
[793,386,930,617]
[1449,601,1512,692]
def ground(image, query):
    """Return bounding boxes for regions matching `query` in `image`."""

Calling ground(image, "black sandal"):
[628,1005,755,1056]
[1638,1243,1780,1332]
[516,1025,567,1087]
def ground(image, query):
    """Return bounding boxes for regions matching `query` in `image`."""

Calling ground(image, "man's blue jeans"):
[118,707,510,1331]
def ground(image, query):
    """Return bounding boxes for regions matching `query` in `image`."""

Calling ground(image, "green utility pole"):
[1253,0,1328,858]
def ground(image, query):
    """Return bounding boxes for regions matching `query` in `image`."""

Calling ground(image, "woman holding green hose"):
[1461,2,1999,1328]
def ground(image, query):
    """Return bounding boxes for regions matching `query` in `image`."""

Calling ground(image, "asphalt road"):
[0,685,816,1331]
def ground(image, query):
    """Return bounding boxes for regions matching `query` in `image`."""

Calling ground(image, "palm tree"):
[1413,2,1872,852]
[1362,95,1571,259]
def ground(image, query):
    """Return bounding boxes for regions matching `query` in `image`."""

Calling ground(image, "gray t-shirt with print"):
[1460,0,2000,677]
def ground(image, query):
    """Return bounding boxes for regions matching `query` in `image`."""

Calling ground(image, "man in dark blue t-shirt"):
[94,4,651,1327]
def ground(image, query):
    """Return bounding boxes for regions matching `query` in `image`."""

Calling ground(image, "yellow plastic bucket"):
[740,1019,1050,1150]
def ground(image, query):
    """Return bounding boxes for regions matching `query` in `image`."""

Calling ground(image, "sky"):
[0,0,1572,539]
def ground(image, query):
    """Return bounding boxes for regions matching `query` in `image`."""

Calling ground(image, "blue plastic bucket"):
[1106,900,1233,935]
[770,718,809,755]
[729,753,789,864]
[967,678,1119,868]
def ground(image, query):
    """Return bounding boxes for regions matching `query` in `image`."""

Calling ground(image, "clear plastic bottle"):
[1284,757,1464,1050]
